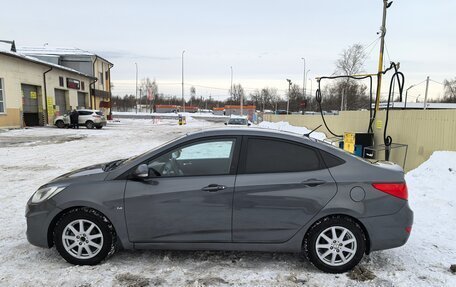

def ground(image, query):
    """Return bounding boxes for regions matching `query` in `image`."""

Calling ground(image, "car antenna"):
[304,124,322,138]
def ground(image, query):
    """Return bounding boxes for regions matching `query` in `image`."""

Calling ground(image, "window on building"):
[243,138,322,174]
[99,72,104,85]
[105,71,109,81]
[59,77,64,87]
[0,78,5,113]
[81,81,85,91]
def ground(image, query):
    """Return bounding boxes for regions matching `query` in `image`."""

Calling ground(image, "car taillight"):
[93,115,101,118]
[372,182,408,200]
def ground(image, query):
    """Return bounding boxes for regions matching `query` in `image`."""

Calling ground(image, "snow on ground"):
[0,119,455,286]
[258,121,327,141]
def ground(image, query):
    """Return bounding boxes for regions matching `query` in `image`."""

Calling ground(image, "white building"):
[0,50,95,128]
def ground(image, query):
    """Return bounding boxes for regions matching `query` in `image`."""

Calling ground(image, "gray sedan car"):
[26,128,413,273]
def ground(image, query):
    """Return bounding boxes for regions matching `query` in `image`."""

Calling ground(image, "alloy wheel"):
[62,219,104,260]
[315,226,357,266]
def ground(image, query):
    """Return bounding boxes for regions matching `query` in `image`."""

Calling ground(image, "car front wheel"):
[86,121,94,129]
[53,208,116,265]
[56,120,65,129]
[304,216,366,273]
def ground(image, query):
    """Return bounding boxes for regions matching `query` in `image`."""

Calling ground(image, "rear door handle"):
[301,179,326,187]
[201,184,226,192]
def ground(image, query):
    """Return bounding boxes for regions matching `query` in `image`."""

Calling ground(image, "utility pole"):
[286,79,292,114]
[135,62,138,114]
[182,50,185,112]
[374,0,392,113]
[424,76,430,110]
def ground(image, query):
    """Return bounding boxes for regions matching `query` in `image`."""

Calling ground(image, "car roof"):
[186,127,309,140]
[77,109,99,112]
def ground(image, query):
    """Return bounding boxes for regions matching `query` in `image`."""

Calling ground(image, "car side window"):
[146,139,236,177]
[243,138,322,174]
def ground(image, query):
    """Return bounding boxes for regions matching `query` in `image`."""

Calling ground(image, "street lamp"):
[181,50,185,112]
[286,79,292,114]
[309,78,313,98]
[404,84,416,109]
[135,62,138,114]
[301,58,306,96]
[305,69,310,97]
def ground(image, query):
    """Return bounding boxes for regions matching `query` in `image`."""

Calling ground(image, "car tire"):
[56,120,65,129]
[96,126,102,129]
[53,208,116,265]
[304,216,366,273]
[86,121,94,129]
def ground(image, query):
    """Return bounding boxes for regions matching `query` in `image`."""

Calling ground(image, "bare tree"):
[334,43,367,110]
[443,78,456,102]
[139,78,158,112]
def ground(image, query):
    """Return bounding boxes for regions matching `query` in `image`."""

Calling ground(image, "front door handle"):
[201,184,226,192]
[301,179,326,187]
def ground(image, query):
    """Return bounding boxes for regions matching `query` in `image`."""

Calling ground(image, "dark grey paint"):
[26,127,413,256]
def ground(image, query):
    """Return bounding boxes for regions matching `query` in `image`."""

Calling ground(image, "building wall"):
[91,58,112,112]
[263,110,456,172]
[0,54,92,128]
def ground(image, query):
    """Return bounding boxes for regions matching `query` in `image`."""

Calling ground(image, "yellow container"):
[344,132,355,154]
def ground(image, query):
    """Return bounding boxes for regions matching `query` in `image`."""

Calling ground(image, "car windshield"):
[96,111,103,116]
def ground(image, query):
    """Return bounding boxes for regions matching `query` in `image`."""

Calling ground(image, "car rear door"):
[233,136,337,243]
[124,136,241,243]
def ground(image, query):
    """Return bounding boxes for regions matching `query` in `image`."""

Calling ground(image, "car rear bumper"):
[360,202,414,252]
[25,201,62,248]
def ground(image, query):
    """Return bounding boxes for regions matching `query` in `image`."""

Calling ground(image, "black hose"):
[383,63,404,154]
[315,75,374,137]
[315,85,342,137]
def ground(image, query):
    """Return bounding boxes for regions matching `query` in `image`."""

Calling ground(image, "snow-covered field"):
[0,119,455,286]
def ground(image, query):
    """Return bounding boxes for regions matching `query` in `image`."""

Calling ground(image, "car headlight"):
[31,186,66,204]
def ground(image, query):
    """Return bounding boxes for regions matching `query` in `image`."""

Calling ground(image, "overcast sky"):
[1,0,454,101]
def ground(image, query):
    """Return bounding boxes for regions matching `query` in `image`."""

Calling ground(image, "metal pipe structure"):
[43,67,53,125]
[424,76,430,110]
[404,84,416,109]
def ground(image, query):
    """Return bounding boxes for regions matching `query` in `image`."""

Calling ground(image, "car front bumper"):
[25,200,62,248]
[360,202,414,252]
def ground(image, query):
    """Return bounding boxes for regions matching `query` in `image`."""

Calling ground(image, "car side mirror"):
[248,123,251,126]
[224,122,227,125]
[133,164,149,178]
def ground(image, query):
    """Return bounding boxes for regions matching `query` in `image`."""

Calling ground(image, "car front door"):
[124,136,240,243]
[233,136,338,243]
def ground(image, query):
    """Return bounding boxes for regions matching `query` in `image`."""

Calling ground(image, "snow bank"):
[258,121,327,140]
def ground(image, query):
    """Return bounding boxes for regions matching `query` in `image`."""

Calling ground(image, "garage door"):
[54,89,67,116]
[21,84,41,126]
[77,92,88,109]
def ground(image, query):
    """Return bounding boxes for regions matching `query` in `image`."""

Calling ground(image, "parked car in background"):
[25,128,413,273]
[275,110,292,115]
[54,109,107,129]
[224,117,251,126]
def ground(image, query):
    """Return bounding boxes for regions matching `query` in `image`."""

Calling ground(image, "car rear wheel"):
[53,208,116,265]
[304,216,366,273]
[56,120,65,129]
[86,121,94,129]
